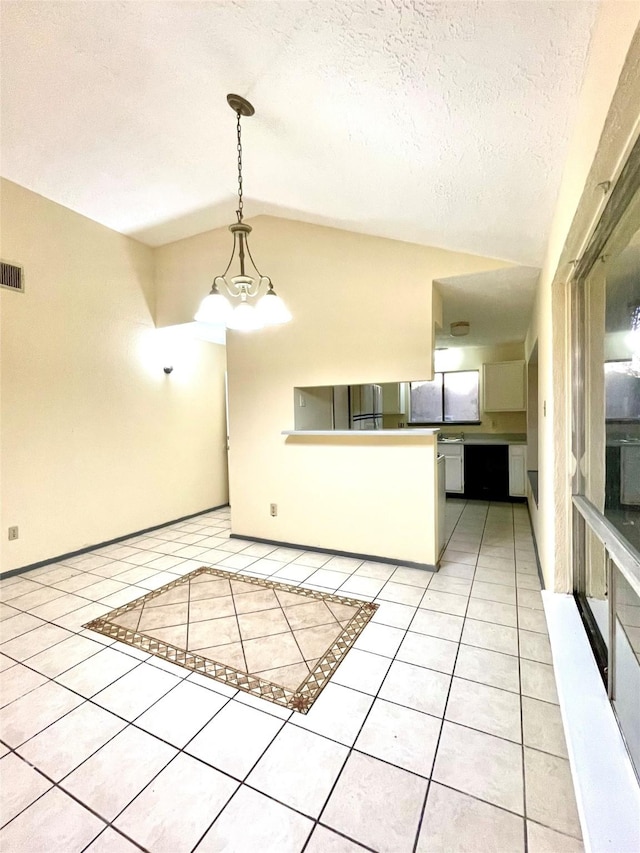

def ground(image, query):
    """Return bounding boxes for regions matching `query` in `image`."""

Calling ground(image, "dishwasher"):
[463,444,509,501]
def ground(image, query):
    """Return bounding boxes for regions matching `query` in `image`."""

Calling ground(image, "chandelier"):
[195,94,291,331]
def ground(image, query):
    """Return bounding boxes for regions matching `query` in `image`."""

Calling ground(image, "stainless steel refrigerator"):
[349,384,383,430]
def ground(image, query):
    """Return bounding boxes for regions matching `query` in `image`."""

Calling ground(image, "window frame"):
[408,369,481,425]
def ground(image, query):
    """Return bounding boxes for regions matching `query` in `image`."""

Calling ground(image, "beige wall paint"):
[525,5,640,591]
[0,179,229,573]
[155,216,510,563]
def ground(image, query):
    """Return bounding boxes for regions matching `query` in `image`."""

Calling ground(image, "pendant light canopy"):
[195,94,291,331]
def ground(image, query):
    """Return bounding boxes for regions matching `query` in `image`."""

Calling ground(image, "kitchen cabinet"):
[508,445,527,497]
[442,444,464,493]
[483,361,526,412]
[381,382,409,415]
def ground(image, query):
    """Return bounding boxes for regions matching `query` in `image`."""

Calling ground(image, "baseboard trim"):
[1,503,230,580]
[229,533,437,573]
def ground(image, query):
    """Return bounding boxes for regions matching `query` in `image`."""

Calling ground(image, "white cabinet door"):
[443,446,464,493]
[483,361,526,411]
[509,445,527,497]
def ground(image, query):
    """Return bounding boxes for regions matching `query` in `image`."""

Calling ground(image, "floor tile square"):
[371,601,416,630]
[355,698,441,776]
[92,663,181,720]
[331,648,392,695]
[283,600,341,631]
[396,631,458,674]
[445,676,522,742]
[520,659,559,704]
[238,606,290,640]
[522,696,568,758]
[517,588,544,610]
[0,787,104,852]
[322,750,428,853]
[466,597,517,627]
[525,747,582,838]
[377,581,425,606]
[0,664,49,708]
[461,619,518,656]
[339,575,386,597]
[305,825,369,852]
[135,680,228,747]
[454,644,520,693]
[433,721,524,814]
[248,724,348,817]
[355,561,396,581]
[186,701,283,779]
[518,607,549,634]
[526,821,585,852]
[188,615,240,650]
[416,782,524,853]
[305,569,351,589]
[56,647,140,697]
[379,659,451,717]
[114,752,238,851]
[0,611,44,642]
[0,681,84,747]
[519,629,552,664]
[294,683,373,746]
[391,567,433,588]
[18,702,126,781]
[62,726,177,820]
[0,622,73,661]
[25,634,103,678]
[84,827,142,851]
[409,608,464,641]
[471,580,516,605]
[0,753,52,826]
[353,622,405,658]
[197,785,313,853]
[420,589,468,616]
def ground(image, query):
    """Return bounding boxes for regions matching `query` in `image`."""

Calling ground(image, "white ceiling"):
[1,0,598,269]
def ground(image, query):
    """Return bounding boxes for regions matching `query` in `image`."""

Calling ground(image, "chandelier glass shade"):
[194,95,291,332]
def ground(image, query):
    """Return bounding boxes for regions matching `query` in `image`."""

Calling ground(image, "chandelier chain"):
[236,110,243,222]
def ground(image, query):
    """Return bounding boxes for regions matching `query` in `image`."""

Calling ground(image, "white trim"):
[543,591,640,853]
[281,429,439,436]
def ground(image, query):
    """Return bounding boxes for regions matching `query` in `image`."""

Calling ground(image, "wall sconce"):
[163,366,174,375]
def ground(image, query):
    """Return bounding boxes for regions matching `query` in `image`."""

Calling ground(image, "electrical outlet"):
[8,526,19,541]
[270,503,278,517]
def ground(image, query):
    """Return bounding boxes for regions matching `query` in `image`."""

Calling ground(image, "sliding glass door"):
[572,142,640,780]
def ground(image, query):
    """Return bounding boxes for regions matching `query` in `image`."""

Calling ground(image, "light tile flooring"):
[0,501,583,852]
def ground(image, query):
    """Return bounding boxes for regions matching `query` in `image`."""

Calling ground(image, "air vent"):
[0,261,24,293]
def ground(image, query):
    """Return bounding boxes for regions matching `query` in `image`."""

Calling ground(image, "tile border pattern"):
[84,567,378,714]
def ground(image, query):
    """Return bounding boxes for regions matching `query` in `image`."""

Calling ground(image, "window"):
[409,371,480,423]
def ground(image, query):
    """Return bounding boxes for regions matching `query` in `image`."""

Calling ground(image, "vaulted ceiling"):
[1,0,598,269]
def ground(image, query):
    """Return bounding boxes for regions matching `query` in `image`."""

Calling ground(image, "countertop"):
[437,433,527,445]
[282,429,439,436]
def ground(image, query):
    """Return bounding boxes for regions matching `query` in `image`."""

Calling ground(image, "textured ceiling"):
[1,0,598,267]
[435,266,540,347]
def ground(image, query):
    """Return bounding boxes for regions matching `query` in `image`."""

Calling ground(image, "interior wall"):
[433,342,527,435]
[0,179,229,573]
[525,5,640,591]
[155,215,510,562]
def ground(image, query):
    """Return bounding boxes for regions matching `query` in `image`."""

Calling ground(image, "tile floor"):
[0,501,584,852]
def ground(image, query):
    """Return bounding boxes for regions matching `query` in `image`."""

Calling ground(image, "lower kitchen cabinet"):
[508,445,527,497]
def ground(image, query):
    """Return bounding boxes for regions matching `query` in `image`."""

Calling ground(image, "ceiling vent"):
[0,261,24,293]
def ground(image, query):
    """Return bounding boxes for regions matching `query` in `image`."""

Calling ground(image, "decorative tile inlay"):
[85,567,378,713]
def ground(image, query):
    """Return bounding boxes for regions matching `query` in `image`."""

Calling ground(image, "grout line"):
[411,497,488,852]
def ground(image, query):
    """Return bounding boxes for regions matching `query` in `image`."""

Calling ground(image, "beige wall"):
[525,5,640,590]
[0,179,229,573]
[156,216,509,563]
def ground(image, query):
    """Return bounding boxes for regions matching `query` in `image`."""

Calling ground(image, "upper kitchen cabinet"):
[381,382,409,415]
[483,360,526,412]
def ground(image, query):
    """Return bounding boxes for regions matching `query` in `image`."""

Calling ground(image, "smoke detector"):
[450,321,470,337]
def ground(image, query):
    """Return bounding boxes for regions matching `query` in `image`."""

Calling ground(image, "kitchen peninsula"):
[279,427,443,568]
